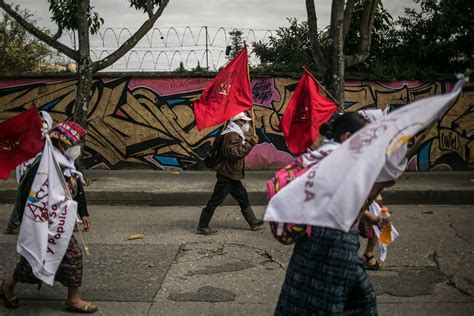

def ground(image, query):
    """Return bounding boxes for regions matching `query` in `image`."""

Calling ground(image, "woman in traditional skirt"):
[0,121,97,313]
[275,112,392,315]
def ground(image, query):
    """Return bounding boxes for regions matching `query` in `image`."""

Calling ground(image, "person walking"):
[197,111,264,235]
[274,112,384,315]
[0,121,97,313]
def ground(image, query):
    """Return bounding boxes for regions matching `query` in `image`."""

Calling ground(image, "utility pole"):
[205,26,209,73]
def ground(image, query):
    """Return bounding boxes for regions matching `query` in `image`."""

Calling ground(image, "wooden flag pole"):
[251,107,256,136]
[76,222,90,256]
[303,67,346,113]
[245,41,257,136]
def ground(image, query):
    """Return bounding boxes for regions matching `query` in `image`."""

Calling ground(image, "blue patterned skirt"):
[275,226,377,315]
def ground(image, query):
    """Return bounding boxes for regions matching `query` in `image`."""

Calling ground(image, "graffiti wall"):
[0,75,472,171]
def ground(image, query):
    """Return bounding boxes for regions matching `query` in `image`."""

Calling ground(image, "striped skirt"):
[13,235,83,288]
[275,226,377,315]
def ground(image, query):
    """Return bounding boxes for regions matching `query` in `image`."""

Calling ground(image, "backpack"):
[266,148,331,245]
[204,134,224,169]
[266,156,312,245]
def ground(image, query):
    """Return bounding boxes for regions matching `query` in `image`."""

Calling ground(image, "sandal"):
[65,301,98,314]
[0,279,19,309]
[362,253,382,270]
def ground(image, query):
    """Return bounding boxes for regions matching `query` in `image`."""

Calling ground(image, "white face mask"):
[64,145,81,161]
[241,122,250,133]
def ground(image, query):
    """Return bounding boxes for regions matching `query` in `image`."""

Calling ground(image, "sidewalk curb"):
[2,189,471,206]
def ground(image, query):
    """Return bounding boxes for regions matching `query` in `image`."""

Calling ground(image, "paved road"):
[0,204,473,315]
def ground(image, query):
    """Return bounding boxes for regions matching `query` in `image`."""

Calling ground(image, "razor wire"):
[58,26,274,71]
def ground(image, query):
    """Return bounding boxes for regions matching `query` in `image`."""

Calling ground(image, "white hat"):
[230,112,252,122]
[358,109,384,123]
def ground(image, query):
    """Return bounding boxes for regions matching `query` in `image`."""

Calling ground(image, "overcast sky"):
[4,1,419,71]
[9,0,418,31]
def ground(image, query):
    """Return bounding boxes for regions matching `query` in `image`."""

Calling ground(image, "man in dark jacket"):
[197,112,264,235]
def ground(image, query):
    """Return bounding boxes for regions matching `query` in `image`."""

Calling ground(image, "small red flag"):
[280,69,337,156]
[193,46,253,131]
[0,107,43,180]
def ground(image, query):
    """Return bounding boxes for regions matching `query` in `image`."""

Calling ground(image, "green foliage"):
[344,0,393,58]
[228,29,244,60]
[389,0,473,74]
[175,61,186,73]
[129,0,163,13]
[252,18,316,72]
[47,0,104,34]
[0,8,61,73]
[253,1,472,79]
[349,0,472,78]
[191,61,206,73]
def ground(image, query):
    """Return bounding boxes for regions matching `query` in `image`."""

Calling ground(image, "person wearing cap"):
[0,121,98,313]
[197,111,264,235]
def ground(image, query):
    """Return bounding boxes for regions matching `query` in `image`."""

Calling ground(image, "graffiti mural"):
[0,75,472,171]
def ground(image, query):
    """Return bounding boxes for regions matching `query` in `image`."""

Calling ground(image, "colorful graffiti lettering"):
[0,76,472,171]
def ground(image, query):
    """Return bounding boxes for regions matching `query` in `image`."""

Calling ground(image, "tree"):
[0,7,61,73]
[227,29,244,59]
[253,18,314,72]
[306,0,380,104]
[386,0,473,76]
[0,0,169,128]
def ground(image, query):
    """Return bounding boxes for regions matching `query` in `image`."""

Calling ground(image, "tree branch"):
[145,0,153,19]
[0,0,77,60]
[342,0,356,44]
[93,0,169,72]
[305,0,326,73]
[52,25,62,40]
[345,0,378,67]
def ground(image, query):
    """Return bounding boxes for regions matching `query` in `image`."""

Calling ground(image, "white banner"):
[17,137,78,286]
[265,78,467,232]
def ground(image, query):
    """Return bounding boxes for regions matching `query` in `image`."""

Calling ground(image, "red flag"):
[193,46,253,130]
[280,69,337,156]
[0,107,43,180]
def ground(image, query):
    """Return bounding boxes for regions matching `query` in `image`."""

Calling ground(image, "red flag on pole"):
[0,107,43,180]
[280,69,337,156]
[193,46,253,131]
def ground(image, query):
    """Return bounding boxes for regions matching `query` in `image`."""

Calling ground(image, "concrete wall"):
[0,75,472,171]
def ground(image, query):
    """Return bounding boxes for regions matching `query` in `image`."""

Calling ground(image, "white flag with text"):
[17,137,77,286]
[265,78,467,232]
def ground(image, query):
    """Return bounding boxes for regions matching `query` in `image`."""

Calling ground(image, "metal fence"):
[58,26,274,72]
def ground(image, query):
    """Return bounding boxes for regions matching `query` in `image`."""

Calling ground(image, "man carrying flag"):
[197,112,262,235]
[193,45,253,131]
[0,122,98,313]
[280,68,338,156]
[266,76,468,315]
[193,44,263,234]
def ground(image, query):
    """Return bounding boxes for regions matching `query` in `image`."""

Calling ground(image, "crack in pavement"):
[225,242,286,270]
[431,251,473,297]
[147,243,186,315]
[448,222,470,243]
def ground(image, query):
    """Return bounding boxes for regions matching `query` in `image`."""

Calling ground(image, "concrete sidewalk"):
[0,204,473,315]
[0,171,473,205]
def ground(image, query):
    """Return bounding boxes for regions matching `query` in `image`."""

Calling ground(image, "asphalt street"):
[0,204,473,315]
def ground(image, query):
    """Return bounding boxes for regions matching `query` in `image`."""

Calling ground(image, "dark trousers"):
[206,173,251,210]
[7,205,20,230]
[198,173,258,229]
